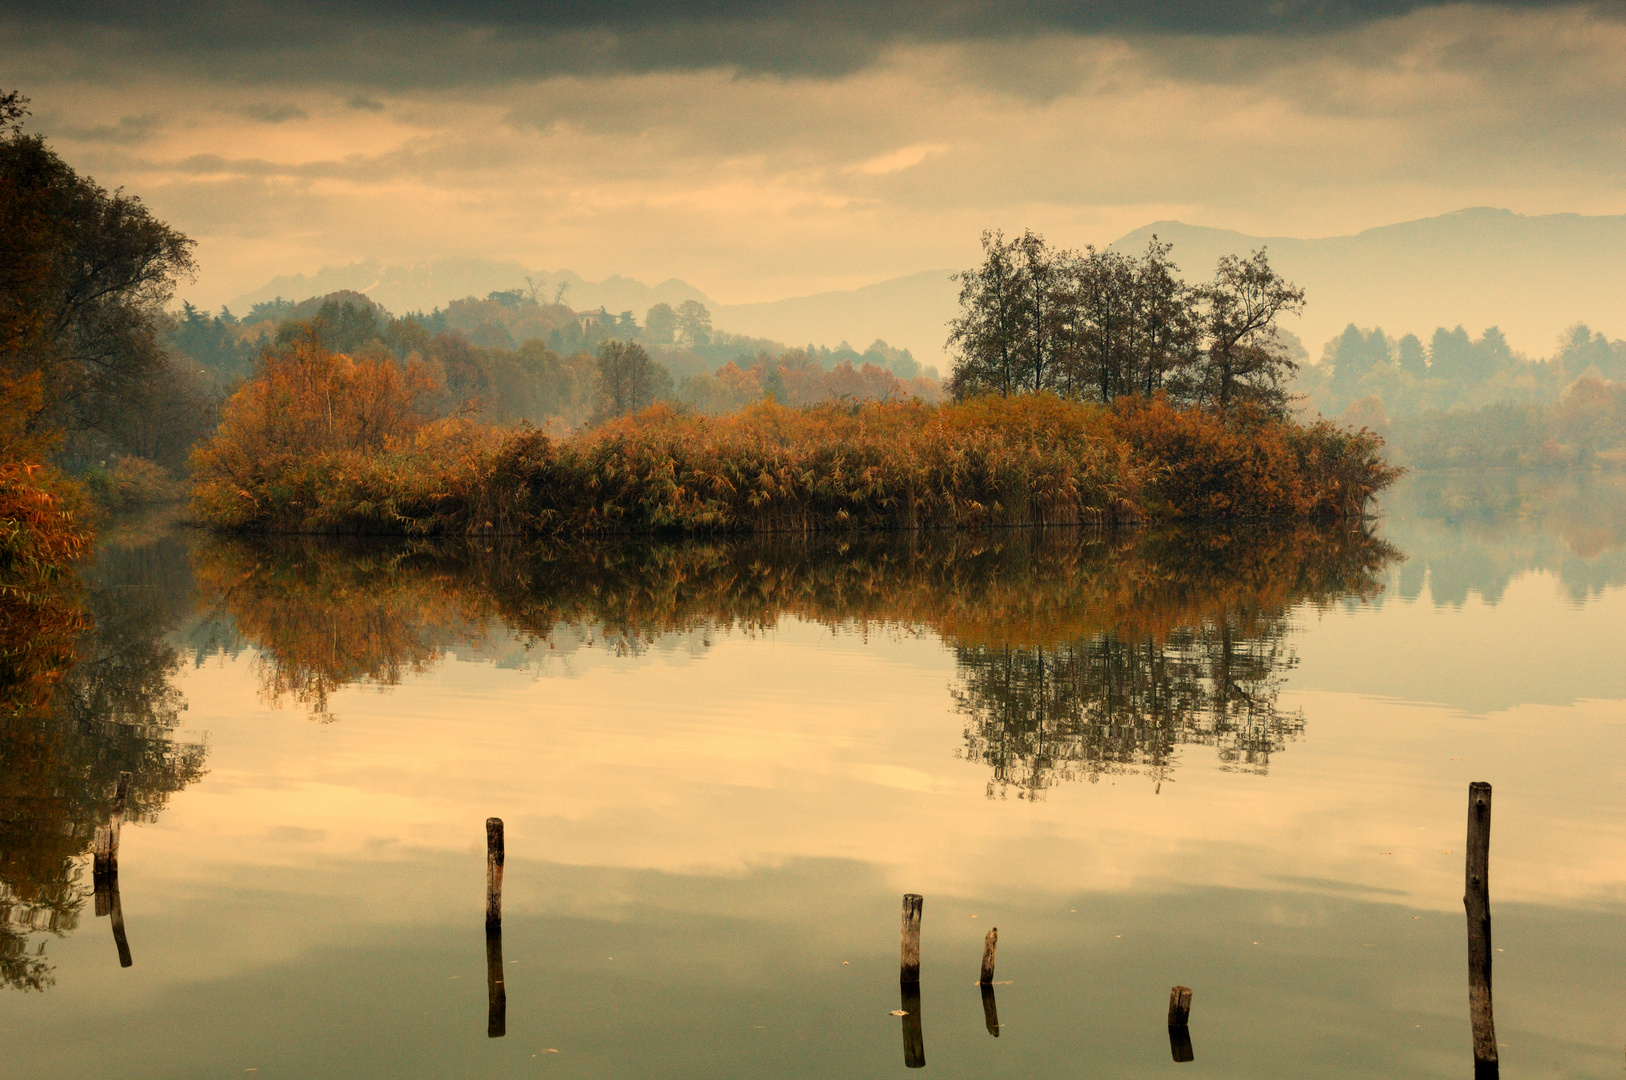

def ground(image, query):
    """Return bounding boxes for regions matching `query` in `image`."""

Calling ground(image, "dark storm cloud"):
[5,0,1615,86]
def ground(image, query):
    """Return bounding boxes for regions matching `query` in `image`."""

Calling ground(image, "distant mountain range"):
[1113,207,1626,360]
[228,207,1626,364]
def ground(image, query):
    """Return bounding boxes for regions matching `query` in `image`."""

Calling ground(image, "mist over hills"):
[228,261,713,326]
[227,207,1626,366]
[1113,208,1626,359]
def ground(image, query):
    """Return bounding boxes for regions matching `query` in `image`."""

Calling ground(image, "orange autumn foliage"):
[191,339,1400,536]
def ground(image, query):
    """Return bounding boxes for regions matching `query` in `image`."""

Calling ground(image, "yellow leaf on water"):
[889,1010,909,1016]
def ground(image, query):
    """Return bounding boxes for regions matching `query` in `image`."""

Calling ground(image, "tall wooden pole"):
[485,818,504,933]
[93,772,130,881]
[899,894,922,983]
[1465,782,1497,1077]
[978,927,998,986]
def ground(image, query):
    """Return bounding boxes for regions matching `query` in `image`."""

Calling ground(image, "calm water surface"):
[5,471,1626,1078]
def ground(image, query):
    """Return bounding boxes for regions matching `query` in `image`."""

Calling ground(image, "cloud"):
[849,145,950,176]
[240,102,308,123]
[4,2,1623,352]
[4,0,1618,87]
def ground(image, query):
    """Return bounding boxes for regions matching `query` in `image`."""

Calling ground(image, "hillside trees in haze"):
[592,340,672,423]
[1300,319,1626,424]
[948,230,1299,412]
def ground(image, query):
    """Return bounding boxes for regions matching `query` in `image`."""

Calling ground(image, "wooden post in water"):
[899,981,924,1068]
[1167,985,1194,1063]
[485,818,504,933]
[1167,985,1192,1026]
[899,894,923,983]
[978,927,998,985]
[484,817,506,1037]
[1465,782,1498,1078]
[92,772,130,880]
[93,772,132,966]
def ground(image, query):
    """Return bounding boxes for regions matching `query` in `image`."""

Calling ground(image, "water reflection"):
[191,526,1396,799]
[1383,471,1626,605]
[0,530,209,992]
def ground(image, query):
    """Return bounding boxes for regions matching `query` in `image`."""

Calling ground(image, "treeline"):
[1304,322,1626,468]
[1380,377,1626,469]
[947,230,1307,413]
[164,288,940,431]
[1301,320,1626,421]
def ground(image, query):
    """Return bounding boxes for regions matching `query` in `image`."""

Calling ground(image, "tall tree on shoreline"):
[1,89,196,457]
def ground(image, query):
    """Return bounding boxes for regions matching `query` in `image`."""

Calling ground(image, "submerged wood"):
[1465,782,1497,1077]
[899,894,923,982]
[900,981,924,1068]
[979,927,998,985]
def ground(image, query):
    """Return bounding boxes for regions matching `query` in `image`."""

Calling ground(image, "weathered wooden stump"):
[1465,782,1497,1078]
[1167,985,1193,1026]
[978,927,998,985]
[899,893,922,983]
[92,772,131,881]
[486,818,504,933]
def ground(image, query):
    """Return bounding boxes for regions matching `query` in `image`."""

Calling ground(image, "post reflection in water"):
[1,532,208,993]
[899,982,924,1068]
[979,983,1000,1037]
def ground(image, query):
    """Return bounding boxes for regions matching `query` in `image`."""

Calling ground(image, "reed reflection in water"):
[191,523,1395,797]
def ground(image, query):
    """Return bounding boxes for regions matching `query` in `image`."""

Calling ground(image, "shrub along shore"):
[190,393,1399,537]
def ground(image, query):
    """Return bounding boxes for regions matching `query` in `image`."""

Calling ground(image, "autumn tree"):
[1174,249,1306,413]
[0,88,196,455]
[591,339,672,423]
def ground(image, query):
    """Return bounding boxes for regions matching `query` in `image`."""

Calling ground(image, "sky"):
[5,0,1626,310]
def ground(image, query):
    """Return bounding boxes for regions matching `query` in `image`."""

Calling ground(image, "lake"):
[5,470,1626,1078]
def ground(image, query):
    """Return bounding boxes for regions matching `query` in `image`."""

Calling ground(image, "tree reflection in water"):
[194,524,1395,796]
[0,529,209,992]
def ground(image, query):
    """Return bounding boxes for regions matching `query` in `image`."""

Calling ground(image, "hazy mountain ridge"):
[1112,207,1626,357]
[226,207,1626,365]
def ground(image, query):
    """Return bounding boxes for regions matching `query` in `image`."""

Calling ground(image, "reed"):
[192,389,1398,536]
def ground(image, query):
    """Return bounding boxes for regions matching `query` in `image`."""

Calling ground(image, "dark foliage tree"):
[0,90,196,452]
[591,339,672,423]
[1174,249,1306,412]
[949,231,1296,413]
[947,230,1026,398]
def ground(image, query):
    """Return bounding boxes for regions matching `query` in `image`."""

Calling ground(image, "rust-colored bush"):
[191,360,1400,536]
